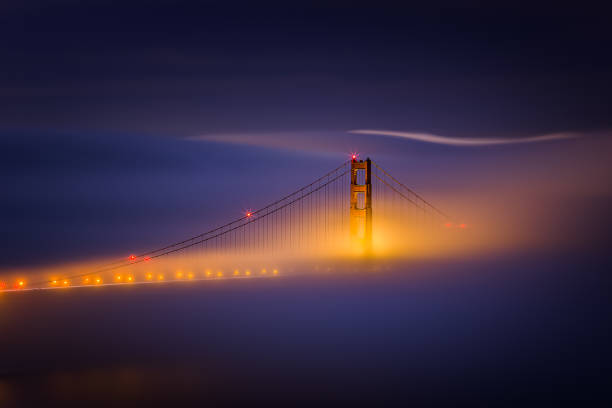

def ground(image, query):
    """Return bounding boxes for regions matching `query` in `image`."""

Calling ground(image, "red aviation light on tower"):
[351,153,358,161]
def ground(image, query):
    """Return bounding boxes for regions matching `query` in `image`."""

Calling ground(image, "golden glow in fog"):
[0,194,478,293]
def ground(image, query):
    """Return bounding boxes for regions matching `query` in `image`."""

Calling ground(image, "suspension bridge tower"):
[350,156,372,253]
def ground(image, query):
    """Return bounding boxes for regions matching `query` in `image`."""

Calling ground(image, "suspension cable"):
[88,160,350,271]
[34,167,349,284]
[373,173,419,207]
[371,160,449,219]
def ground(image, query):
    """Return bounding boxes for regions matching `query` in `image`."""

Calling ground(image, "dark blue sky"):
[1,2,611,137]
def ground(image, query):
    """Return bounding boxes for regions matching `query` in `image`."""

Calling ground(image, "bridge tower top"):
[350,157,372,254]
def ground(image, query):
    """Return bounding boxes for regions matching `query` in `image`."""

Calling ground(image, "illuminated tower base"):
[350,157,372,254]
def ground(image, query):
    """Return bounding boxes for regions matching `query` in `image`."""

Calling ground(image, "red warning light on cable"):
[128,254,136,261]
[246,211,253,218]
[144,256,151,261]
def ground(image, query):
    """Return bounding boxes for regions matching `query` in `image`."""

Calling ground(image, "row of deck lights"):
[1,268,279,290]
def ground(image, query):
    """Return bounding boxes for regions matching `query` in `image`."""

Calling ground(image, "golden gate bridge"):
[1,156,452,291]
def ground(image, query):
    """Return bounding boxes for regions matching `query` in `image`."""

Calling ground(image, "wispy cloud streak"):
[349,129,579,146]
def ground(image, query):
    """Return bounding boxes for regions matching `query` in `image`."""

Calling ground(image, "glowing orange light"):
[187,273,194,279]
[116,275,122,281]
[176,271,183,279]
[206,270,212,277]
[51,280,58,285]
[84,277,90,284]
[95,278,102,284]
[0,281,6,290]
[459,223,466,229]
[261,268,267,275]
[273,269,278,275]
[146,273,153,280]
[217,271,223,277]
[246,211,252,218]
[158,274,164,280]
[127,276,133,282]
[17,280,25,288]
[234,269,239,276]
[245,270,251,276]
[445,222,453,228]
[63,280,69,286]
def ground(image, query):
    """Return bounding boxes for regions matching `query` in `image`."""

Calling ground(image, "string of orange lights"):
[0,268,281,292]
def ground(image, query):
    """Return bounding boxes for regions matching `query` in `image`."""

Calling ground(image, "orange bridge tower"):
[349,157,372,253]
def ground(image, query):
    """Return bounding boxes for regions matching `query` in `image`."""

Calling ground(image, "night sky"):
[1,2,611,406]
[2,3,611,136]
